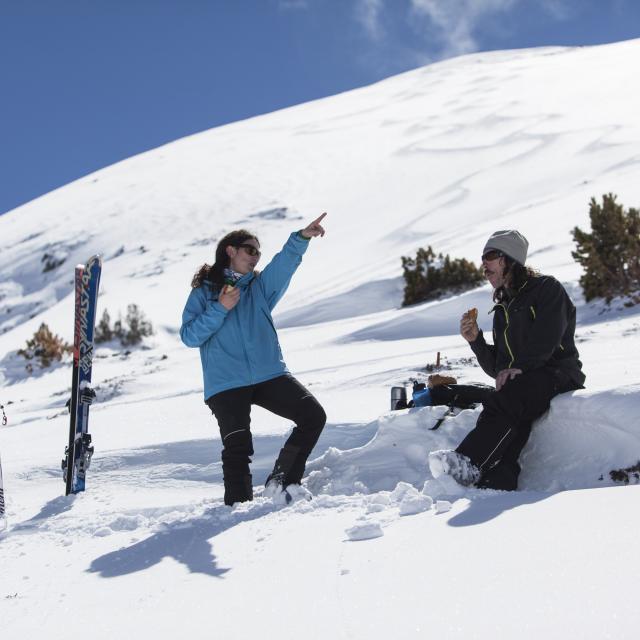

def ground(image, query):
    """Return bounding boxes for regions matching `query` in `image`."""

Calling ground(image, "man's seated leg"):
[476,423,531,490]
[476,461,520,491]
[456,370,554,484]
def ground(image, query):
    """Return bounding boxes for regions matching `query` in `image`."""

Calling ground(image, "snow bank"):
[306,404,478,495]
[520,383,640,490]
[306,384,640,496]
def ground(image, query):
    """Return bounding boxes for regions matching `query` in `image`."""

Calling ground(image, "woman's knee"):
[222,428,254,458]
[301,397,326,431]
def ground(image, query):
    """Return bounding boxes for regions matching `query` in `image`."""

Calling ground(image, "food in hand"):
[467,307,478,322]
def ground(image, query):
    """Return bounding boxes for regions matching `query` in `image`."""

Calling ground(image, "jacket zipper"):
[497,302,516,368]
[497,281,529,369]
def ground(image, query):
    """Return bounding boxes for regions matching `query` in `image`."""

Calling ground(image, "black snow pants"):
[456,367,577,491]
[206,374,326,505]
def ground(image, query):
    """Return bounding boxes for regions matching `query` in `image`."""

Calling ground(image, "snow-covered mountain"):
[1,39,639,639]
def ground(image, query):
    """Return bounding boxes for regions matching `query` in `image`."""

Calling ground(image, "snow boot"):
[264,479,312,505]
[224,474,253,506]
[283,483,312,503]
[428,450,480,487]
[264,444,308,504]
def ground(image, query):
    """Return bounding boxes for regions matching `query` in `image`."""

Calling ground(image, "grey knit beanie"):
[483,230,529,265]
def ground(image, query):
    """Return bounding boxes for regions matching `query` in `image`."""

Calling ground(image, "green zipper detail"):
[494,280,529,369]
[497,301,516,368]
[530,306,536,319]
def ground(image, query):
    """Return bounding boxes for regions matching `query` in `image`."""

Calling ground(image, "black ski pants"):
[206,374,326,503]
[456,367,576,491]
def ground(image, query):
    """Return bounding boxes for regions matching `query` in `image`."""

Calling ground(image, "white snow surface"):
[2,40,640,639]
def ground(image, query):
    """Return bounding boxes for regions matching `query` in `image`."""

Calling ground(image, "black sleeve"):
[469,330,498,379]
[511,278,569,372]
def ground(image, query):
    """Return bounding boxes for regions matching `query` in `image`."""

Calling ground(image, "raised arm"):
[259,213,327,310]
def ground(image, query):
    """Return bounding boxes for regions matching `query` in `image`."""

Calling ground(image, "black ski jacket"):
[469,275,585,388]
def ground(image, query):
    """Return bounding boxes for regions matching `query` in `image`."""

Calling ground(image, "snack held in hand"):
[467,307,478,321]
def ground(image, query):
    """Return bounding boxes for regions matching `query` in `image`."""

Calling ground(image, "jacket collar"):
[490,279,532,312]
[235,271,255,288]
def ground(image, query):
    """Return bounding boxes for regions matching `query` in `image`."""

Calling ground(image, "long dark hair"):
[493,256,538,303]
[191,229,259,290]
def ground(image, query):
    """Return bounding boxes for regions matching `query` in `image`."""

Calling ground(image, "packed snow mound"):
[520,383,640,490]
[306,405,478,495]
[306,384,640,495]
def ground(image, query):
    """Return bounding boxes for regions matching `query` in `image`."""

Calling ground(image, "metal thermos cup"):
[390,386,407,410]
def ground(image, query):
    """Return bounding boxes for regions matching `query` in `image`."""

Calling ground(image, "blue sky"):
[2,0,639,215]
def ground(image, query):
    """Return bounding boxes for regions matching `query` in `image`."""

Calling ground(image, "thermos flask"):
[390,386,407,410]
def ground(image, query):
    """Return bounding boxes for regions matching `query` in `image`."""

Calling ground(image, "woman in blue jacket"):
[180,214,327,506]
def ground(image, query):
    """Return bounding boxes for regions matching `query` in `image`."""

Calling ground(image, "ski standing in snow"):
[0,449,6,531]
[0,403,7,530]
[181,214,328,506]
[62,255,102,495]
[429,230,585,490]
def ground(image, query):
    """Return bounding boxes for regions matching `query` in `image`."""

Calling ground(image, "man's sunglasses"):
[481,249,504,262]
[236,243,261,257]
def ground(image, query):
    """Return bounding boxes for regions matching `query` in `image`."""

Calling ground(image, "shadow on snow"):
[86,422,374,579]
[445,490,550,527]
[87,501,280,579]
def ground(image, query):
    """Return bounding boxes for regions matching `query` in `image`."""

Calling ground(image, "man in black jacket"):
[428,230,585,490]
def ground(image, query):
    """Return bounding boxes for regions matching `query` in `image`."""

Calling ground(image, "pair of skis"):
[0,257,102,530]
[62,255,102,495]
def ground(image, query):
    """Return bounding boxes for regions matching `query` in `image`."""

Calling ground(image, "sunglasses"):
[481,249,504,262]
[236,243,261,257]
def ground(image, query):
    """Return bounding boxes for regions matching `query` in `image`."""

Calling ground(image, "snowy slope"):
[1,40,640,639]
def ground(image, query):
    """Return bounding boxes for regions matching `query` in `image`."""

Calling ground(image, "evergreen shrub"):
[401,246,484,307]
[572,194,640,304]
[95,305,153,346]
[18,323,72,369]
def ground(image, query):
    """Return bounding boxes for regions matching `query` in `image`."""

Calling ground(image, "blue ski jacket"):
[180,231,310,400]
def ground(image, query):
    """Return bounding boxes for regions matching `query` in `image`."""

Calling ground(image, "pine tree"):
[94,310,113,343]
[95,305,154,346]
[572,194,640,303]
[120,304,153,346]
